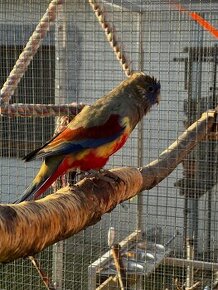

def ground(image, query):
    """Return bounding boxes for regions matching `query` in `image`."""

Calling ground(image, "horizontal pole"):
[0,103,85,118]
[165,257,218,271]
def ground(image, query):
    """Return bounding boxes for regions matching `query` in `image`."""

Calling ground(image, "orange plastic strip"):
[174,3,218,39]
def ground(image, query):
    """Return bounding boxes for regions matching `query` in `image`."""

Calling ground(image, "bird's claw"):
[86,170,128,210]
[99,169,121,182]
[87,169,121,185]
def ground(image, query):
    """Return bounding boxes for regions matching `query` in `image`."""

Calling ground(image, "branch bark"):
[0,109,217,263]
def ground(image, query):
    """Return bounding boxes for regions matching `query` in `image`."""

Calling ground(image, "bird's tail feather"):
[14,179,48,203]
[14,157,63,204]
[22,131,62,162]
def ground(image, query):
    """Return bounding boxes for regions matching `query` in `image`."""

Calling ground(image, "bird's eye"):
[148,86,154,93]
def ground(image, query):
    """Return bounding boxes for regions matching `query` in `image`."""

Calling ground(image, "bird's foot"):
[87,169,120,184]
[99,168,122,182]
[87,169,128,210]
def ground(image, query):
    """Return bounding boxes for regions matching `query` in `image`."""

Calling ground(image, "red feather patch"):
[55,114,123,142]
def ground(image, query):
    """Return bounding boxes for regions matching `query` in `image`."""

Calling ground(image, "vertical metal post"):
[136,11,144,290]
[52,2,67,289]
[88,265,97,290]
[136,11,144,231]
[208,44,218,260]
[185,19,204,290]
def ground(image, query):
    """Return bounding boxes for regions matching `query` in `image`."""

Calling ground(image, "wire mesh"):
[0,0,217,289]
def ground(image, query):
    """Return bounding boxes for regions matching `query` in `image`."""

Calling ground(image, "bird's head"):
[135,73,161,110]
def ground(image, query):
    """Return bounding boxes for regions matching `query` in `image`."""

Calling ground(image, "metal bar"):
[52,2,66,289]
[52,242,64,290]
[186,236,195,288]
[185,17,204,290]
[208,44,218,261]
[88,264,98,290]
[103,1,218,13]
[136,11,144,231]
[207,189,212,261]
[164,257,218,271]
[212,44,218,107]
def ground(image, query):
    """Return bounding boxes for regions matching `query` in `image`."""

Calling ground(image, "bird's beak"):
[156,92,161,105]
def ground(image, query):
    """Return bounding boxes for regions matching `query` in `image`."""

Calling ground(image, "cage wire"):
[0,0,217,289]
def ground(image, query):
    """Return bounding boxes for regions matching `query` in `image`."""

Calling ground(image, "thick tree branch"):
[140,110,217,189]
[0,109,217,263]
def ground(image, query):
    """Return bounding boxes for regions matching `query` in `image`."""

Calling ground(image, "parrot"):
[15,72,160,203]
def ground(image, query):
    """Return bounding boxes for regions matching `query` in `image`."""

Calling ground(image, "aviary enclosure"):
[0,0,217,289]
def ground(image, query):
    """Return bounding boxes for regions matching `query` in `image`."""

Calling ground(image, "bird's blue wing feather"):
[36,127,125,159]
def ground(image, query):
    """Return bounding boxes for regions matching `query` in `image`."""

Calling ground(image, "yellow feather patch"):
[94,117,131,158]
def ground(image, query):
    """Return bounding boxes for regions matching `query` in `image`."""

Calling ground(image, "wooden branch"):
[0,103,85,118]
[0,0,63,105]
[140,110,217,189]
[0,109,217,263]
[29,256,56,290]
[111,244,127,290]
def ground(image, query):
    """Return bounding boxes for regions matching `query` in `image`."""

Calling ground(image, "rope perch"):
[0,108,217,263]
[88,0,132,77]
[0,0,64,105]
[0,103,85,118]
